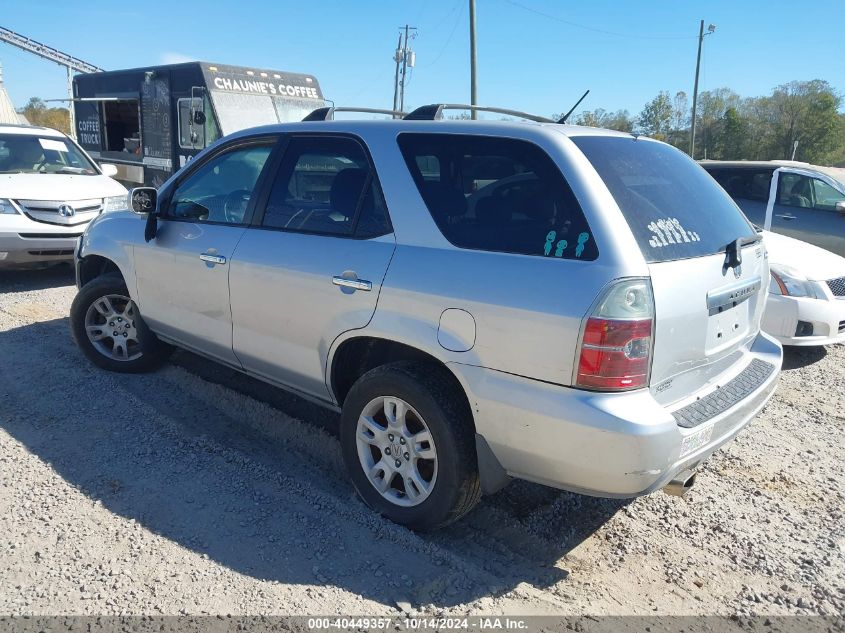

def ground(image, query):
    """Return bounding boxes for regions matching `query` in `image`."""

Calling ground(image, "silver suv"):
[70,105,782,530]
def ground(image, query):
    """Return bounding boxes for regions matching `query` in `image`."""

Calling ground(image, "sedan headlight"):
[0,198,20,215]
[102,195,129,213]
[770,265,825,299]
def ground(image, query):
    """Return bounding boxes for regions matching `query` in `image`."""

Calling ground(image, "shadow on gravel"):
[0,264,75,292]
[0,316,622,609]
[782,346,827,370]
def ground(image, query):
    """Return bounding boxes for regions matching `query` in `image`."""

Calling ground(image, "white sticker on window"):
[647,217,700,248]
[39,138,69,152]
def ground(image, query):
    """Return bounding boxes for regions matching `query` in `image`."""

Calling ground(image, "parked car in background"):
[70,108,782,529]
[0,124,127,269]
[761,230,845,346]
[701,160,845,257]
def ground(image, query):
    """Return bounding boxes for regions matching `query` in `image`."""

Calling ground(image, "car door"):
[134,136,277,365]
[229,134,396,400]
[770,171,845,255]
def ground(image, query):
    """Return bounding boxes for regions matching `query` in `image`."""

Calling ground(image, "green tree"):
[572,108,634,132]
[17,97,71,134]
[717,107,748,159]
[694,88,742,159]
[637,91,674,139]
[757,80,842,163]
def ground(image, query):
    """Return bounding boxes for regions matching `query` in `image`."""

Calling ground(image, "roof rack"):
[403,104,555,123]
[302,106,405,121]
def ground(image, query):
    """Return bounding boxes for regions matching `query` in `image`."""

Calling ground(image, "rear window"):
[572,136,756,263]
[398,133,597,260]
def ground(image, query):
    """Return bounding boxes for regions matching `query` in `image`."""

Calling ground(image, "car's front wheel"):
[70,273,171,373]
[340,362,481,530]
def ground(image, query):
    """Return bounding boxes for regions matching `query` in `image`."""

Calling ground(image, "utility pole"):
[469,0,478,119]
[392,33,402,114]
[394,25,417,114]
[689,20,715,159]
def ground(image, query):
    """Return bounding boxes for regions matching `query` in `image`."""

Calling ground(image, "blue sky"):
[2,0,843,119]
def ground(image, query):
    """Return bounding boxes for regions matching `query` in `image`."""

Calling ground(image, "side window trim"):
[251,132,393,240]
[159,134,282,227]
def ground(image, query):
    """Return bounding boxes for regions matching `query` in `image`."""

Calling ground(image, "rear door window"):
[572,136,756,263]
[398,133,597,260]
[707,168,772,202]
[260,135,391,238]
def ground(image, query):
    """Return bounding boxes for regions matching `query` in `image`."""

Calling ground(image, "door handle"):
[200,253,227,265]
[775,214,796,221]
[332,275,372,291]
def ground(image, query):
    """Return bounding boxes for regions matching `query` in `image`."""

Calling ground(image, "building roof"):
[0,61,23,125]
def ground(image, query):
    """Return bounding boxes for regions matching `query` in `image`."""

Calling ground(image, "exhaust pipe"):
[663,469,696,497]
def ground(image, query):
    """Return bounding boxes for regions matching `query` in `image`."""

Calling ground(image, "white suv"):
[0,124,128,268]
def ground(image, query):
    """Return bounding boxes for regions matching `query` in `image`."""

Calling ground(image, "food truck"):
[72,62,324,187]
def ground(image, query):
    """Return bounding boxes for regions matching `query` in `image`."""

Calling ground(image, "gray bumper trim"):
[673,358,776,429]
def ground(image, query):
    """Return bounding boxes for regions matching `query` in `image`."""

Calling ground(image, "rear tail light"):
[576,279,654,391]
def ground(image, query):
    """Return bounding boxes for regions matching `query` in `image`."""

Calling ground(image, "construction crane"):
[0,26,104,138]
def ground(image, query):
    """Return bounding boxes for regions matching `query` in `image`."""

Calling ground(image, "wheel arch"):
[77,254,125,288]
[329,335,510,496]
[328,336,476,427]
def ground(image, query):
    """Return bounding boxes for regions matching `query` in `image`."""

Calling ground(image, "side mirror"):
[836,201,845,215]
[100,163,119,178]
[193,110,206,125]
[129,187,157,214]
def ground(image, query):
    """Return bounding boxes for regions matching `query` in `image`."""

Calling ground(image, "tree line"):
[17,97,72,135]
[18,79,845,167]
[565,80,845,166]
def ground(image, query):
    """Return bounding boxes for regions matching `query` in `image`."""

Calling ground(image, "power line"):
[419,0,465,68]
[503,0,699,40]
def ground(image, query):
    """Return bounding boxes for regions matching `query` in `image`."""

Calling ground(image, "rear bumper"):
[453,331,782,497]
[0,231,83,268]
[763,293,845,346]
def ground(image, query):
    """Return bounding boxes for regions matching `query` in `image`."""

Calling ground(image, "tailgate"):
[649,242,768,406]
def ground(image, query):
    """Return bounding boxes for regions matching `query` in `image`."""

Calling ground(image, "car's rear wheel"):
[70,273,171,373]
[340,361,481,530]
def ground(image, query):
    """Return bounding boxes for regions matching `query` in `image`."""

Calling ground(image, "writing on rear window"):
[647,218,701,249]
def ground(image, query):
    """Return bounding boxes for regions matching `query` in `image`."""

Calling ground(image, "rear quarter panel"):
[337,124,650,386]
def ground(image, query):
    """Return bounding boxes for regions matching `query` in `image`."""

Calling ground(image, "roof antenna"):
[557,90,590,124]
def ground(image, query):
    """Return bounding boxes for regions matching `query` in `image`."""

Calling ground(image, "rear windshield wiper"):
[724,234,761,272]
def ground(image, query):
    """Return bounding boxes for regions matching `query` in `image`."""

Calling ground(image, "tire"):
[340,361,481,530]
[70,273,172,373]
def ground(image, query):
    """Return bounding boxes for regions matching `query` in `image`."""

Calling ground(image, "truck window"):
[178,98,204,149]
[102,100,141,155]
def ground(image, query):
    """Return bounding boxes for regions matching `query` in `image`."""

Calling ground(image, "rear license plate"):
[706,302,750,352]
[680,424,713,458]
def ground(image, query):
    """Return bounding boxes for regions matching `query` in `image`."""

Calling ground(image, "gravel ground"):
[0,266,843,618]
